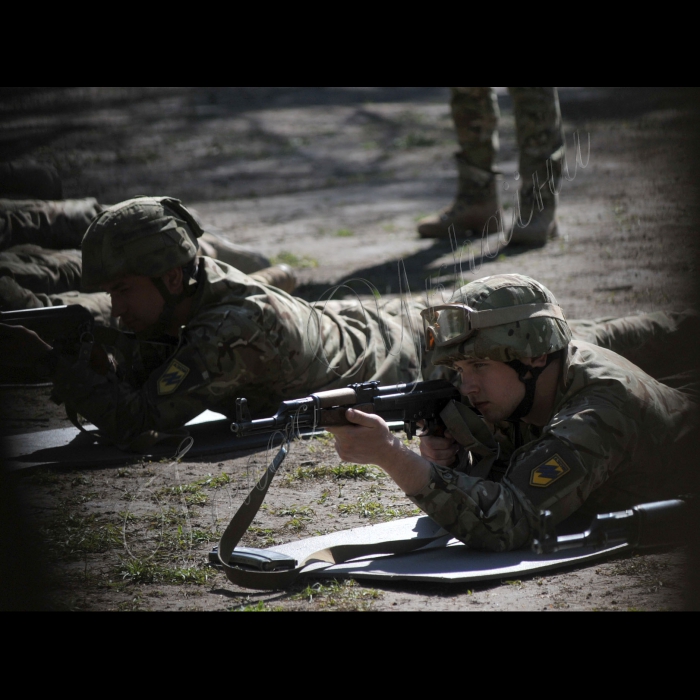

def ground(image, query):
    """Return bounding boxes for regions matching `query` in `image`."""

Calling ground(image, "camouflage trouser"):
[0,244,115,326]
[0,198,103,251]
[0,245,82,296]
[450,87,564,204]
[569,310,700,393]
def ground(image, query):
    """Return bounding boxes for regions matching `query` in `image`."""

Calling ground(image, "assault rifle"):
[230,379,462,441]
[0,305,177,383]
[1,305,105,354]
[533,498,689,555]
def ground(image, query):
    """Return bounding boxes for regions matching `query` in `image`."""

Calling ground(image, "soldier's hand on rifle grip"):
[419,430,460,468]
[0,323,52,367]
[89,343,114,376]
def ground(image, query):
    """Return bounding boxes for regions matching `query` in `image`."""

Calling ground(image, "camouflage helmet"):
[80,196,203,292]
[424,274,572,367]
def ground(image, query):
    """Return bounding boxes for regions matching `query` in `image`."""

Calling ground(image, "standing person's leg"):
[508,87,564,247]
[418,87,502,239]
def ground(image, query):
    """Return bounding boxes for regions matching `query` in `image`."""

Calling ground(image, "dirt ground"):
[1,87,698,612]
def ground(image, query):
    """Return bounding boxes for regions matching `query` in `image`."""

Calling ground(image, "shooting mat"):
[2,414,404,474]
[2,411,324,474]
[267,516,631,585]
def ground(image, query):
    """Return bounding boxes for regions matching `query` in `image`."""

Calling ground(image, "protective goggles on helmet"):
[421,302,568,352]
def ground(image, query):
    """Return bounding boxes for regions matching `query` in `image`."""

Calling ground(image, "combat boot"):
[507,191,559,248]
[197,231,271,275]
[249,264,298,295]
[417,159,502,239]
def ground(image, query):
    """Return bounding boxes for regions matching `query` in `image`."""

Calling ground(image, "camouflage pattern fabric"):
[50,257,427,451]
[0,245,82,297]
[410,317,699,552]
[450,87,564,203]
[568,310,700,384]
[429,273,572,366]
[80,197,203,292]
[0,199,103,251]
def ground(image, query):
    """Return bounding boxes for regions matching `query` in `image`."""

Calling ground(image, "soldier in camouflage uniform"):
[418,88,564,247]
[0,164,273,318]
[0,197,427,451]
[328,274,698,552]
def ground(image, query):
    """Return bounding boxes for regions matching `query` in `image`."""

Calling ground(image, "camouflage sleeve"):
[504,396,638,521]
[408,463,536,553]
[408,393,639,552]
[49,303,294,450]
[50,341,215,451]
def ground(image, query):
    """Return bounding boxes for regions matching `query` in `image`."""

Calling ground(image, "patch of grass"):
[162,526,219,551]
[283,463,382,485]
[283,465,333,484]
[199,473,232,490]
[338,489,420,522]
[285,518,309,532]
[156,484,208,507]
[317,490,332,505]
[248,527,278,547]
[117,559,213,586]
[156,473,230,506]
[293,579,382,610]
[332,464,383,480]
[271,252,319,269]
[334,229,355,238]
[43,511,122,560]
[232,601,285,612]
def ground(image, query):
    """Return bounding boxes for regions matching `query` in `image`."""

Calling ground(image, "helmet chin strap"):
[137,265,199,341]
[506,354,558,422]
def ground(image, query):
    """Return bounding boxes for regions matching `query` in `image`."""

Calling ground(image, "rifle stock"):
[533,498,690,555]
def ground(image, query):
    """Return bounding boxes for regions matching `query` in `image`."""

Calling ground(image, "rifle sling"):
[217,443,445,591]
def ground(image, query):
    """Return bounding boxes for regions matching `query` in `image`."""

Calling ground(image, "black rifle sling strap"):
[217,443,446,590]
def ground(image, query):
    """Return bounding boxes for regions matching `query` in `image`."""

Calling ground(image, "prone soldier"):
[327,274,699,552]
[0,196,428,451]
[0,163,275,318]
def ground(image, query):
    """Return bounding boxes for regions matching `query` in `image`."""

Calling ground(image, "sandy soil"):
[1,87,698,612]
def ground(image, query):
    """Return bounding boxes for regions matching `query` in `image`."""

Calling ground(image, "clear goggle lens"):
[422,305,476,350]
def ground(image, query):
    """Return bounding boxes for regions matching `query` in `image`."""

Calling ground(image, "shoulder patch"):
[530,455,571,488]
[504,438,586,514]
[158,360,191,396]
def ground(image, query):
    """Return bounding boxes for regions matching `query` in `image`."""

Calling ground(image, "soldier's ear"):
[161,267,185,296]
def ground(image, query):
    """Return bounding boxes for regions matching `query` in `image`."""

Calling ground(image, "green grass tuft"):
[271,252,319,269]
